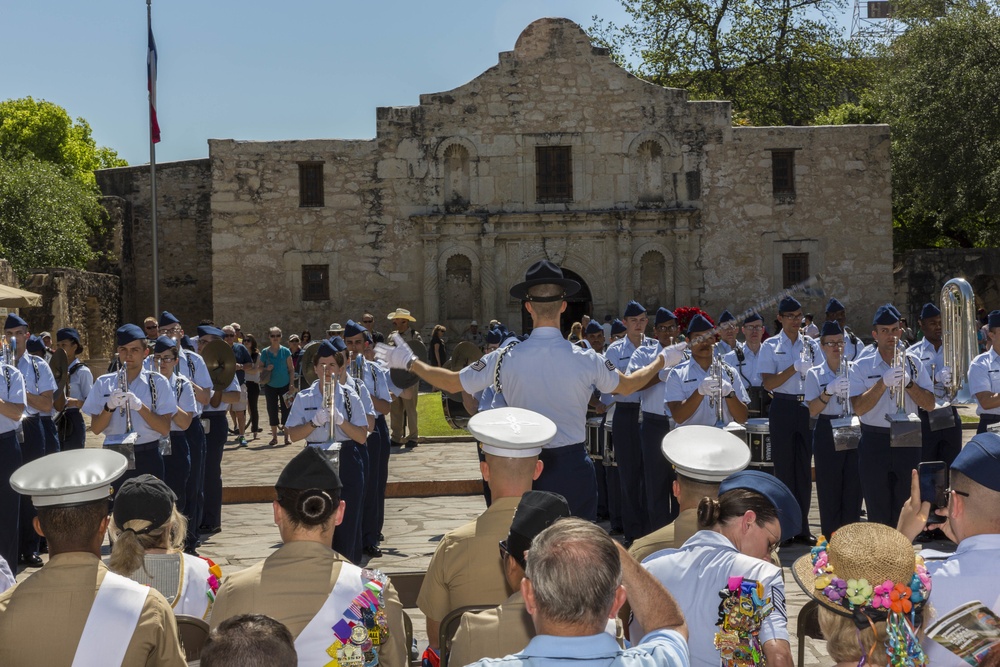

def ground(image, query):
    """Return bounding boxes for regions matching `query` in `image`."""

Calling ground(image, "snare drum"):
[602,418,617,467]
[744,418,774,474]
[586,417,604,461]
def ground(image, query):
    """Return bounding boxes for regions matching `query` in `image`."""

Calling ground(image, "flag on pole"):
[147,24,161,144]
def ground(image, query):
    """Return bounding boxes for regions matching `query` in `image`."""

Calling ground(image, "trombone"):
[318,363,342,471]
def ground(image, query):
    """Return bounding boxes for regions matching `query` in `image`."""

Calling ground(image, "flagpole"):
[147,0,160,315]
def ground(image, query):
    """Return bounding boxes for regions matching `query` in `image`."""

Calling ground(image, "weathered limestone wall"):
[22,267,121,366]
[895,249,1000,324]
[702,125,894,324]
[95,159,213,326]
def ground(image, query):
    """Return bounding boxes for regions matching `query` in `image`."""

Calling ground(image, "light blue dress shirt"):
[286,379,369,447]
[639,530,787,667]
[628,342,670,417]
[202,375,241,414]
[909,338,947,400]
[165,373,198,433]
[466,629,688,667]
[604,336,654,404]
[663,358,750,426]
[16,353,57,416]
[804,359,852,416]
[723,343,763,392]
[848,348,932,427]
[178,349,213,416]
[968,348,1000,416]
[66,359,94,405]
[0,364,26,434]
[82,369,178,445]
[459,327,620,448]
[757,331,820,396]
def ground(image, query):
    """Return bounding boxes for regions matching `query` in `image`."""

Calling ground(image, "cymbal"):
[390,339,427,390]
[444,341,483,371]
[300,341,320,386]
[49,349,69,394]
[200,340,237,390]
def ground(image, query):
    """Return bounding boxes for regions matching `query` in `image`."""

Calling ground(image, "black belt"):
[0,429,16,439]
[772,392,805,402]
[615,403,641,412]
[641,412,671,423]
[979,414,1000,424]
[860,425,890,435]
[203,411,228,417]
[816,414,837,421]
[22,414,40,421]
[106,440,160,452]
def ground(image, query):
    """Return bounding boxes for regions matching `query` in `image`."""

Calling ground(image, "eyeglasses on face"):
[498,540,512,562]
[223,334,236,338]
[270,334,282,338]
[144,325,158,331]
[822,341,845,348]
[946,488,969,503]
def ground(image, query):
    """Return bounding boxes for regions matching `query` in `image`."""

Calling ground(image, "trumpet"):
[710,352,726,428]
[117,361,139,445]
[319,364,342,471]
[831,345,861,445]
[798,338,814,387]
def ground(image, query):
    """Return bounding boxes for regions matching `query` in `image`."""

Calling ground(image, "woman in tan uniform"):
[210,446,406,667]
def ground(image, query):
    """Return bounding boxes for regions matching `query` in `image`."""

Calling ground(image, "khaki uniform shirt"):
[210,541,406,667]
[0,552,185,667]
[448,591,533,666]
[417,496,519,622]
[627,509,699,563]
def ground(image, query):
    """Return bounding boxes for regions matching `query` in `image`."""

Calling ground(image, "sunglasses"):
[498,540,512,562]
[270,334,282,338]
[223,334,236,338]
[144,325,158,330]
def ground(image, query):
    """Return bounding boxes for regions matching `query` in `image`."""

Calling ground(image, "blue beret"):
[825,298,845,314]
[328,336,347,353]
[315,340,339,359]
[989,310,1000,329]
[718,310,735,324]
[584,320,603,335]
[158,311,180,327]
[179,335,194,351]
[56,327,81,345]
[778,297,801,314]
[486,328,504,345]
[744,311,763,324]
[197,325,224,338]
[686,314,714,335]
[3,314,27,330]
[719,470,802,541]
[116,324,146,347]
[26,335,45,355]
[951,432,1000,492]
[872,304,900,327]
[153,335,177,354]
[820,321,843,337]
[610,319,626,336]
[919,303,941,320]
[654,308,677,326]
[343,319,367,338]
[623,300,646,318]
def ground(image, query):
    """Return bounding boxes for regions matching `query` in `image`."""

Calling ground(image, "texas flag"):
[147,25,160,144]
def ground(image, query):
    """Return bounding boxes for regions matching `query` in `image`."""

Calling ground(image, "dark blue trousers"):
[163,431,191,513]
[376,415,391,537]
[184,418,207,549]
[977,414,1000,434]
[919,406,962,466]
[769,395,813,538]
[641,413,675,531]
[813,417,863,537]
[60,410,87,450]
[612,403,646,540]
[363,415,389,548]
[858,426,921,526]
[605,462,623,533]
[18,416,46,557]
[536,443,597,522]
[111,442,165,494]
[201,413,229,530]
[0,431,22,572]
[40,416,60,454]
[332,441,365,564]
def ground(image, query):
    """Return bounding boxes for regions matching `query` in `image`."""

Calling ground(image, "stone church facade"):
[98,18,892,338]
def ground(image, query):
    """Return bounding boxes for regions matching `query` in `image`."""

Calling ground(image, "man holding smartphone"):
[898,432,1000,667]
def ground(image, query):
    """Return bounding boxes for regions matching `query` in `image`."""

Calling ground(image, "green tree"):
[0,157,102,277]
[878,3,1000,249]
[591,0,871,126]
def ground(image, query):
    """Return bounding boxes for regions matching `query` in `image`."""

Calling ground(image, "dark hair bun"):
[295,489,335,526]
[697,496,721,528]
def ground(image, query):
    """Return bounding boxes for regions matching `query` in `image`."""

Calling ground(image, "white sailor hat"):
[660,425,751,483]
[10,449,128,508]
[468,407,556,458]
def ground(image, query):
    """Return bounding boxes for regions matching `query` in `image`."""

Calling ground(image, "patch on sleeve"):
[771,584,786,620]
[470,359,487,372]
[605,359,616,372]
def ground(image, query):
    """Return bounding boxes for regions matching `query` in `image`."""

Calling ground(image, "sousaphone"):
[200,340,237,390]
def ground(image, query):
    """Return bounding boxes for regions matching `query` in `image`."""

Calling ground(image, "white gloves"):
[107,390,141,411]
[660,342,688,368]
[793,357,812,374]
[698,376,733,397]
[827,376,850,397]
[374,333,417,370]
[935,366,953,386]
[311,407,330,428]
[882,366,907,387]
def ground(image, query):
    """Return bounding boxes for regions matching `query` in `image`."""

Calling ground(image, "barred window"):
[299,163,324,207]
[782,253,809,288]
[772,150,795,196]
[536,146,573,202]
[302,265,329,301]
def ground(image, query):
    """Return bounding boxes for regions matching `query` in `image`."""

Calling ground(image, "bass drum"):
[441,392,472,430]
[744,418,774,474]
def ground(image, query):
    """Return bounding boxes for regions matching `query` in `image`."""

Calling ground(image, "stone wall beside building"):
[895,249,1000,325]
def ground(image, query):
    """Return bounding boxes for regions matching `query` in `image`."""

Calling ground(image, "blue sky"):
[1,1,643,165]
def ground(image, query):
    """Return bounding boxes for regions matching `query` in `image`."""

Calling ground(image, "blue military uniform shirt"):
[466,629,688,667]
[757,331,820,396]
[0,364,26,434]
[82,369,177,445]
[663,358,750,427]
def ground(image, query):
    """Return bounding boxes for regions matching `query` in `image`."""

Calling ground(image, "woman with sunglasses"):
[261,327,295,446]
[806,320,862,537]
[636,470,799,667]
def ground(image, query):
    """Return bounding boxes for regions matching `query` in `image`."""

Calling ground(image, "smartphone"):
[918,460,948,525]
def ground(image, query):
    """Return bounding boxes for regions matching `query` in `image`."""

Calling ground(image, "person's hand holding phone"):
[897,469,934,541]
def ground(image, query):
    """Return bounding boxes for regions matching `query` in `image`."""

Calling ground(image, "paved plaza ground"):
[14,393,977,664]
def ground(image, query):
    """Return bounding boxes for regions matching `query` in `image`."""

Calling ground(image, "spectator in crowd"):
[261,327,294,446]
